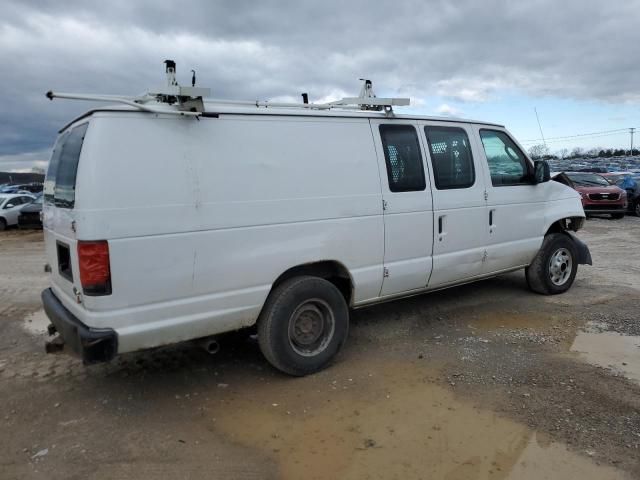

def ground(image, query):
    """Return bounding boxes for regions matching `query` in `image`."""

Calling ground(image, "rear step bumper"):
[41,288,117,364]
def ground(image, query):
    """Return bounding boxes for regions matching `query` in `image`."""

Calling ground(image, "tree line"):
[528,144,640,160]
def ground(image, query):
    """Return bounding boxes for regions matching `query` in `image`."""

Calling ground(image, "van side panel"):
[71,113,384,352]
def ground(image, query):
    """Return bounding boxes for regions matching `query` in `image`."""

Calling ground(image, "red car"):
[565,172,627,219]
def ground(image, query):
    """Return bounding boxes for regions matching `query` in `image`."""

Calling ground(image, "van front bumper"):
[41,288,117,364]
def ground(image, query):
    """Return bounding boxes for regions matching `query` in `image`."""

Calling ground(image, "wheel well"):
[271,261,354,306]
[545,217,584,235]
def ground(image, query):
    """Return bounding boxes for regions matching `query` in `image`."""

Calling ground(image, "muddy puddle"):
[571,329,640,384]
[210,360,627,479]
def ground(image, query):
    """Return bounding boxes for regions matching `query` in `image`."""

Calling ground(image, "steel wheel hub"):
[549,247,572,286]
[288,299,335,356]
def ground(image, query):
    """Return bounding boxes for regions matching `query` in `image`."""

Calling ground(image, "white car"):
[0,193,36,230]
[41,67,591,375]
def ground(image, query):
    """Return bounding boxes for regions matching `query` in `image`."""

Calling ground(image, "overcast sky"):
[1,0,640,171]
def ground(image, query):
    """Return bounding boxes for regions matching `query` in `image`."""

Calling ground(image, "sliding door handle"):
[438,215,447,241]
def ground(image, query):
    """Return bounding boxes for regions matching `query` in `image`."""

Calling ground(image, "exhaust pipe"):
[198,337,220,355]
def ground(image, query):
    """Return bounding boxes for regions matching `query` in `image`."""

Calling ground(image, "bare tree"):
[528,144,549,159]
[557,148,569,159]
[570,147,584,159]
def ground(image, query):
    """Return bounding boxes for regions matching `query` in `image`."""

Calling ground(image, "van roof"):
[60,103,505,132]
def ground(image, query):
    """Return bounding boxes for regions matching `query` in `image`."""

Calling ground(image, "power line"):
[521,128,632,144]
[522,131,631,146]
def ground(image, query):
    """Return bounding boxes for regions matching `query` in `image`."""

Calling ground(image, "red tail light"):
[77,240,112,295]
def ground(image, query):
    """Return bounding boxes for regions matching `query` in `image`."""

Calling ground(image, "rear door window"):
[44,123,89,208]
[424,126,475,189]
[379,125,426,192]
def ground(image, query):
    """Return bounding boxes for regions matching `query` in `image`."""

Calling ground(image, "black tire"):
[0,218,6,231]
[525,233,578,295]
[634,201,640,217]
[611,213,625,219]
[258,276,349,376]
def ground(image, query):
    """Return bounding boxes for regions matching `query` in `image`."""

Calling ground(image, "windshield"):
[566,172,611,187]
[604,174,623,185]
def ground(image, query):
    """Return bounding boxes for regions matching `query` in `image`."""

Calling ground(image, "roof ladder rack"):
[46,61,410,115]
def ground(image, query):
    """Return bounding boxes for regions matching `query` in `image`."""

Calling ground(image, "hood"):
[546,178,582,201]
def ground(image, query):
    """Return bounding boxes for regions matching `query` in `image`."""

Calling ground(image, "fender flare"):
[564,231,592,265]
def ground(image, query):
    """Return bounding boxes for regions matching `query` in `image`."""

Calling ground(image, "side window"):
[424,126,475,189]
[479,130,531,186]
[379,125,426,192]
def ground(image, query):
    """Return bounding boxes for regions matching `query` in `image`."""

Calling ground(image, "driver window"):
[479,130,530,186]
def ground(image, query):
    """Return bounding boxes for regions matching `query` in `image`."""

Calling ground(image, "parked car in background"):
[18,193,43,229]
[578,167,609,173]
[0,188,33,195]
[602,173,640,216]
[564,172,627,218]
[0,193,36,230]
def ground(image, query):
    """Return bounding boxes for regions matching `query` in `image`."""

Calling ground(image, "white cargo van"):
[42,65,590,375]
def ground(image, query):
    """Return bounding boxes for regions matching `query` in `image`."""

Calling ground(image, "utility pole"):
[631,127,636,156]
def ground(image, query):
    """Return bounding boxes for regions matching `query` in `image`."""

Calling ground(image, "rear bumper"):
[41,288,117,364]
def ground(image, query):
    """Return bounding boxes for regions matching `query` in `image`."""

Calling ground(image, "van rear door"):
[43,122,89,304]
[369,119,434,296]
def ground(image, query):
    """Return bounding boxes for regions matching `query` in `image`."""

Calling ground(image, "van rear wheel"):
[525,233,578,295]
[258,276,349,376]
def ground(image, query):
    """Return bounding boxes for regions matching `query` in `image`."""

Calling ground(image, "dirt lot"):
[1,218,639,479]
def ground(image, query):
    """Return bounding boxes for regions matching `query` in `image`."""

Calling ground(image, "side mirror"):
[533,160,550,184]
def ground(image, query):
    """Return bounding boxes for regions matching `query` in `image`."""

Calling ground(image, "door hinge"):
[482,250,488,262]
[382,199,388,211]
[383,267,390,278]
[483,190,488,201]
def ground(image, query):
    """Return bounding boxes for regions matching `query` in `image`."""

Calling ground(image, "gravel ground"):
[1,217,639,479]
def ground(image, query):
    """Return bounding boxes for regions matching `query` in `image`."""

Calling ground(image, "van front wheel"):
[525,233,578,295]
[258,276,349,376]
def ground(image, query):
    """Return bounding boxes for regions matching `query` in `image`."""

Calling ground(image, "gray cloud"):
[1,0,639,169]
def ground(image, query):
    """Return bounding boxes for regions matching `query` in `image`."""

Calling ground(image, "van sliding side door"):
[419,121,488,288]
[369,119,433,297]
